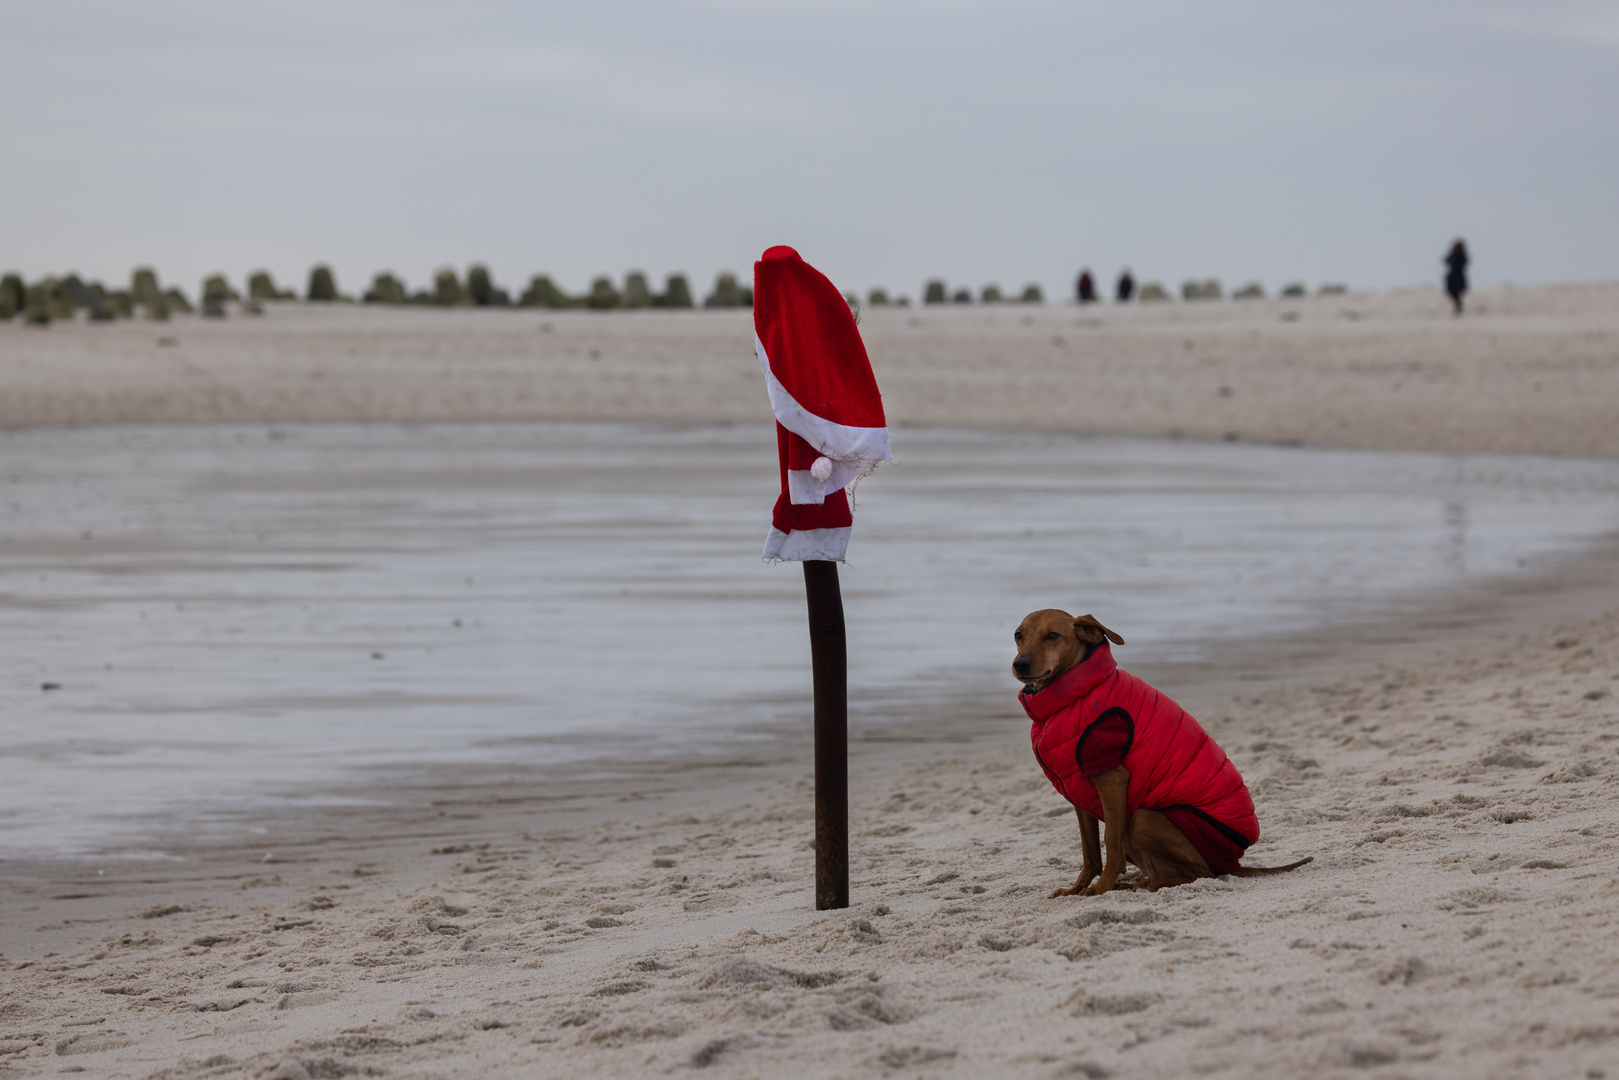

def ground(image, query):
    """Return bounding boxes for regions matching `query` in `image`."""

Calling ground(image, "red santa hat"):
[754,245,892,561]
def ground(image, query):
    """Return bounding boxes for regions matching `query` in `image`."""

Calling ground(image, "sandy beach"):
[4,283,1619,1078]
[2,281,1617,456]
[3,608,1618,1078]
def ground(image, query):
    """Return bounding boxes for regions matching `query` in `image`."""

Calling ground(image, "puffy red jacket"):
[1020,642,1259,873]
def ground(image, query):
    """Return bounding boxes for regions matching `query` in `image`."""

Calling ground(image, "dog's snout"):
[1012,656,1033,676]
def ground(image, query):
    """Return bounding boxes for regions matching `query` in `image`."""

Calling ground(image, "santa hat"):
[754,245,892,562]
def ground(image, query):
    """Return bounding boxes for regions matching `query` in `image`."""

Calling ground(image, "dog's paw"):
[1049,874,1097,899]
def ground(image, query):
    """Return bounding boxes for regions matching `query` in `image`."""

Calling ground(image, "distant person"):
[1076,269,1096,303]
[1444,239,1469,314]
[1115,268,1135,303]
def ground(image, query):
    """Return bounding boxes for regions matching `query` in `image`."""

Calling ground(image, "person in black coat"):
[1076,269,1096,303]
[1445,240,1469,314]
[1115,268,1134,303]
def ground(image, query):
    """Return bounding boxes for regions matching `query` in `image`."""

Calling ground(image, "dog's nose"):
[1012,656,1032,675]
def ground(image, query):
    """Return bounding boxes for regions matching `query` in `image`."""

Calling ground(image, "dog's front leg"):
[1049,807,1104,898]
[1080,767,1131,896]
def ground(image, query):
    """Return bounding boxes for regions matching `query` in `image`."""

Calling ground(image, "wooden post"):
[802,559,849,910]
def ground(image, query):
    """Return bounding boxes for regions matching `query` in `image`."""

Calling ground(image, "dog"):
[1014,609,1311,896]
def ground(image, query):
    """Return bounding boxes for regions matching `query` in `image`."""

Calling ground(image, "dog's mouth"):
[1016,670,1051,691]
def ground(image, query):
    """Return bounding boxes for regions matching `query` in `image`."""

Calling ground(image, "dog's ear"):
[1074,615,1124,646]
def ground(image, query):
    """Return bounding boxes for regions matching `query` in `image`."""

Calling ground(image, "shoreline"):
[8,419,1617,869]
[2,422,1618,871]
[7,520,1619,910]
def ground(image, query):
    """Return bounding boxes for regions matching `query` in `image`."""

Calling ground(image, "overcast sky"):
[3,1,1616,302]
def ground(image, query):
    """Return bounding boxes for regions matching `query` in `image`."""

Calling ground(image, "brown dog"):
[1014,609,1311,896]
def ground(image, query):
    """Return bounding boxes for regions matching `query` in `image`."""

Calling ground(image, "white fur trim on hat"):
[762,525,850,563]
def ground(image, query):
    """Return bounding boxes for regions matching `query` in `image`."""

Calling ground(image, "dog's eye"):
[1013,632,1022,642]
[1046,632,1061,641]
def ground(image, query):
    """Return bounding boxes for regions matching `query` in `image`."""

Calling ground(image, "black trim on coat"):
[1161,804,1253,850]
[1075,706,1135,776]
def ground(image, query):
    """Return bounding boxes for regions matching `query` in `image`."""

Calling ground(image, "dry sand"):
[3,611,1618,1078]
[4,282,1619,1078]
[1,281,1617,456]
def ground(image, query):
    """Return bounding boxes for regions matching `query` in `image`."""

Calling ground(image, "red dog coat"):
[1020,642,1259,873]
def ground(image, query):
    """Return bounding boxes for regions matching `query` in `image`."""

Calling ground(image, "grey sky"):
[3,1,1616,302]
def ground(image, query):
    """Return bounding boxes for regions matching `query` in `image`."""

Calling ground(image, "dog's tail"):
[1230,856,1313,877]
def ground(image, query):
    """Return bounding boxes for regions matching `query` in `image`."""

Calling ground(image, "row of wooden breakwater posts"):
[0,264,1353,326]
[0,265,1051,325]
[0,266,742,324]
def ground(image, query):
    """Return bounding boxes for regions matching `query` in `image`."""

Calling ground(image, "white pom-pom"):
[810,456,833,482]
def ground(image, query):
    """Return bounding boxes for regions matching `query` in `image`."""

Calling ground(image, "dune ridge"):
[2,281,1617,457]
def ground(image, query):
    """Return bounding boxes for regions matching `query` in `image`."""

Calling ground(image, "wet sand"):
[7,423,1617,860]
[4,284,1619,1077]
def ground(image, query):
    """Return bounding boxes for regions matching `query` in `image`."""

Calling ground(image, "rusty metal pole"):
[802,559,849,910]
